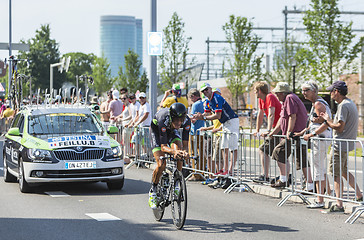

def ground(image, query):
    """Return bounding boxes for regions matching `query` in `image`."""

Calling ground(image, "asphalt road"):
[1,160,364,240]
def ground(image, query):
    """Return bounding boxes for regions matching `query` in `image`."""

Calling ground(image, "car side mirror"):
[8,127,21,136]
[107,125,119,134]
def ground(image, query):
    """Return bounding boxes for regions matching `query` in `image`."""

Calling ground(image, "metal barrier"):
[117,125,364,223]
[0,117,12,135]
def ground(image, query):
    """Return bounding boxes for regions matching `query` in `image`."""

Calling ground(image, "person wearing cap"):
[109,90,123,125]
[160,83,188,109]
[268,82,313,189]
[199,88,224,183]
[187,88,206,181]
[320,80,363,212]
[252,81,282,183]
[191,82,239,176]
[133,92,151,127]
[133,92,152,158]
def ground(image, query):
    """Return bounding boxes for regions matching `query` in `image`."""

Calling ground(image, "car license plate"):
[65,162,96,169]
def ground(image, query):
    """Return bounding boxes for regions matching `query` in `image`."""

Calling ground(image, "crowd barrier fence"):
[113,125,364,224]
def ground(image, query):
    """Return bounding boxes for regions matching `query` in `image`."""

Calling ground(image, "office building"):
[100,15,143,77]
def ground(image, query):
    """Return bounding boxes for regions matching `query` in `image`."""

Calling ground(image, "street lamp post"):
[292,59,297,94]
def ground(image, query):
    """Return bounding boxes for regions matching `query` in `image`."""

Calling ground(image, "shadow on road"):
[181,219,298,233]
[0,217,168,240]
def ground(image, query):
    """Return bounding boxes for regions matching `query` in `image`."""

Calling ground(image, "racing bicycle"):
[152,155,190,230]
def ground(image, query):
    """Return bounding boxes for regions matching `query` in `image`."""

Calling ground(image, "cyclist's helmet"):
[169,102,187,120]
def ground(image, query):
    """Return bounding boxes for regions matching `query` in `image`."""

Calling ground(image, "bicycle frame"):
[153,155,188,230]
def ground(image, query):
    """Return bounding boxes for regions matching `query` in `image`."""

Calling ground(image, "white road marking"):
[86,213,121,221]
[45,191,70,197]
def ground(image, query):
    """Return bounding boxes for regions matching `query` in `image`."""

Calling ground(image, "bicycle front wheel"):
[171,170,187,230]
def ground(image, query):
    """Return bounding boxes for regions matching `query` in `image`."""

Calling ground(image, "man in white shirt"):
[126,93,140,127]
[133,92,152,158]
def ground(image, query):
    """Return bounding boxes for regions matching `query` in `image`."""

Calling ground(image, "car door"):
[5,113,24,172]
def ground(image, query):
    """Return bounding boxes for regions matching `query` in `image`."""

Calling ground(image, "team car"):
[3,104,124,193]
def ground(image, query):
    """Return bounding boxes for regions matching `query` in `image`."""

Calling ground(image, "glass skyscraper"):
[100,15,143,77]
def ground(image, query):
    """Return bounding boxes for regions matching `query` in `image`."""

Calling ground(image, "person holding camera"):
[160,83,188,109]
[268,82,312,189]
[294,81,332,208]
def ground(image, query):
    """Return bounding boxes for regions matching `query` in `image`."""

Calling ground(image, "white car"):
[3,104,124,193]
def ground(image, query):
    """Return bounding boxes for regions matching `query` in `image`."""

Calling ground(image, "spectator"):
[1,104,15,130]
[109,90,123,125]
[125,93,140,157]
[188,88,206,181]
[160,83,188,109]
[295,81,332,208]
[200,88,223,180]
[117,94,131,127]
[321,80,363,212]
[192,83,239,176]
[0,100,5,116]
[100,90,113,130]
[133,92,152,127]
[133,92,152,158]
[125,93,140,128]
[252,81,282,183]
[269,82,313,190]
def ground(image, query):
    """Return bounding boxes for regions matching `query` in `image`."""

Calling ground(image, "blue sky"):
[1,0,364,72]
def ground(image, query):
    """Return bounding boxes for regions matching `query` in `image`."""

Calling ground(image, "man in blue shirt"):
[188,88,205,180]
[191,83,239,176]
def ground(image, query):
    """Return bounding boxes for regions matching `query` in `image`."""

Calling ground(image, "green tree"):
[92,55,115,95]
[300,0,363,85]
[222,15,262,108]
[158,12,191,92]
[116,49,148,93]
[63,52,96,88]
[18,24,61,91]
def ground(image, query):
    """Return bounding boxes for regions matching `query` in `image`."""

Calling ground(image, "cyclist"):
[149,102,191,209]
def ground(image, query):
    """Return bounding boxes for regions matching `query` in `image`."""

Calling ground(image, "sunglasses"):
[139,97,146,99]
[301,89,310,92]
[121,98,127,100]
[129,97,135,100]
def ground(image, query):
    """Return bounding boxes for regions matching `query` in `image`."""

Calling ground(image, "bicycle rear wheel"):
[153,177,166,221]
[171,170,187,230]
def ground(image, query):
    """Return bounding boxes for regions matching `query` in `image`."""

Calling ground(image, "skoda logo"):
[76,146,83,152]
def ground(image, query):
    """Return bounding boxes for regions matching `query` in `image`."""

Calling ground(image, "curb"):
[243,181,364,215]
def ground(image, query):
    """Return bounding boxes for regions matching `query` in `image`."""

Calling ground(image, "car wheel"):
[18,159,33,193]
[107,177,124,190]
[3,153,17,182]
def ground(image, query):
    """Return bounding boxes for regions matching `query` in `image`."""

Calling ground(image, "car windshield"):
[28,113,103,136]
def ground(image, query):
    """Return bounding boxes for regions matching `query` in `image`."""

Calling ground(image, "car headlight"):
[106,146,122,158]
[28,148,52,161]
